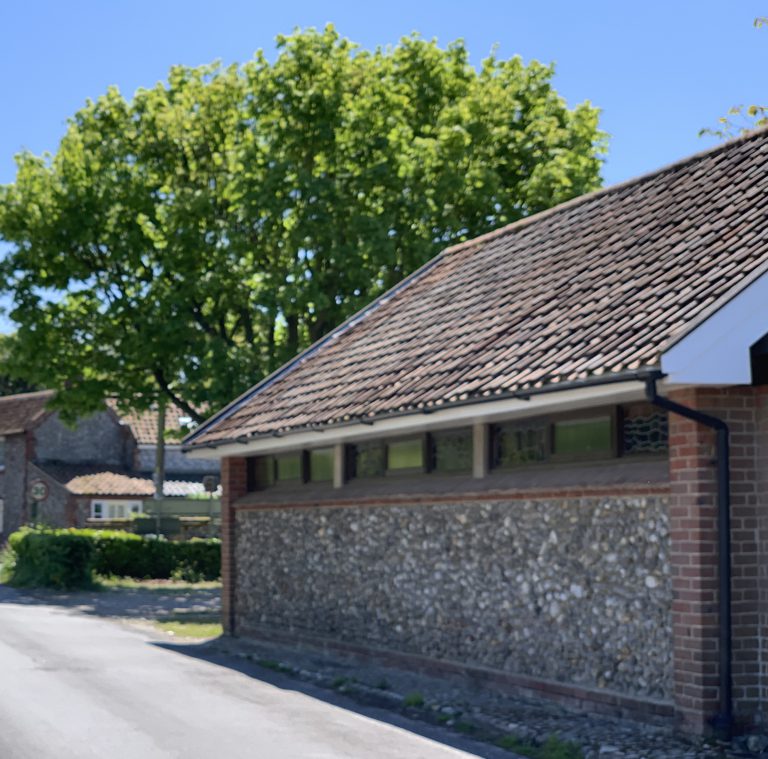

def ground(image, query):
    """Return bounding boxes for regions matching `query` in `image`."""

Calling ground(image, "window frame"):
[489,417,551,472]
[429,427,474,475]
[549,407,618,462]
[384,434,427,477]
[90,499,143,519]
[619,403,669,458]
[308,446,335,483]
[272,451,305,486]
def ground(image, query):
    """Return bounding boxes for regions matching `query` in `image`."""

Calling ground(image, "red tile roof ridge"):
[440,125,768,262]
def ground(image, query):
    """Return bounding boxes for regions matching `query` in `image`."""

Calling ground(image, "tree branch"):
[153,369,205,423]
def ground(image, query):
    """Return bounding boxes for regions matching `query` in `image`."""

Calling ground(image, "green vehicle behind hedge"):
[3,527,221,589]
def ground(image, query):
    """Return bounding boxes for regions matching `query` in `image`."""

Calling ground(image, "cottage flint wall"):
[235,494,673,701]
[0,434,28,540]
[34,411,133,467]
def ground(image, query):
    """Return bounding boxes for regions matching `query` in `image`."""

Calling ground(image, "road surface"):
[0,589,494,759]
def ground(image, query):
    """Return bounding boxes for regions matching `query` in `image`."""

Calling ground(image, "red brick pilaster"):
[220,456,248,635]
[667,387,760,734]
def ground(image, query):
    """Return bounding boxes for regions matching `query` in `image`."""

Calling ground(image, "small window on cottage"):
[275,452,303,483]
[309,447,334,482]
[431,428,472,473]
[552,416,613,457]
[386,437,424,473]
[492,421,548,468]
[349,441,386,479]
[92,501,103,519]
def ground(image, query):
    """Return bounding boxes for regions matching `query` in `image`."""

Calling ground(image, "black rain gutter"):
[644,375,732,739]
[185,367,660,451]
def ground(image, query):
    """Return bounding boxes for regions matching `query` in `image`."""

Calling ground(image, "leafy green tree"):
[0,26,606,422]
[0,334,37,396]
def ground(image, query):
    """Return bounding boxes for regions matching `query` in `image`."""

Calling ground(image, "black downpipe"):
[644,377,732,737]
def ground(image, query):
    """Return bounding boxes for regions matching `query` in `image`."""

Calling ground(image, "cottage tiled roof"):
[186,129,768,448]
[106,400,197,445]
[0,390,55,436]
[40,464,217,498]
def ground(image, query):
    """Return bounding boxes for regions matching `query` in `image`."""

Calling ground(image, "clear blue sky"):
[0,0,766,329]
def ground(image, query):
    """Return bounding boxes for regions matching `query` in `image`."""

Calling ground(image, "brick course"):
[667,387,764,733]
[220,456,247,634]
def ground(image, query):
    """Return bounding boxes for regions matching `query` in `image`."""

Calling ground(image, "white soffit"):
[185,379,648,460]
[661,268,768,385]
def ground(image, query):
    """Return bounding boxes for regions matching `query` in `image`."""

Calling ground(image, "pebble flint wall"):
[234,494,673,702]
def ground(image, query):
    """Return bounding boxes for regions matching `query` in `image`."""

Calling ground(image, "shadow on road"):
[0,582,221,620]
[154,638,511,759]
[0,584,509,756]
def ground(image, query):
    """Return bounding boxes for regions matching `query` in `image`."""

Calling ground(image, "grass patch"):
[496,734,582,759]
[96,575,221,591]
[153,615,222,639]
[403,691,425,708]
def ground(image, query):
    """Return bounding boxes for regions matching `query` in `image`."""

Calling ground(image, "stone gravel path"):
[209,635,747,759]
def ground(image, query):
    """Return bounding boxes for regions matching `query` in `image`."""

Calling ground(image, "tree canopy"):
[0,334,37,396]
[0,26,606,422]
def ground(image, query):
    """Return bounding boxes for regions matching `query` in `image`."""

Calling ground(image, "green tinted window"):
[494,422,547,467]
[553,417,612,456]
[353,441,386,478]
[433,429,472,473]
[310,447,334,482]
[387,438,424,471]
[276,453,302,481]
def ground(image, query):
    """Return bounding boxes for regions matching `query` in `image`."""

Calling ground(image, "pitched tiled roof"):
[106,400,197,445]
[0,390,55,436]
[187,129,768,448]
[40,464,218,498]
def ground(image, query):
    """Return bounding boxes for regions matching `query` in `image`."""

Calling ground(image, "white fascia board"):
[661,269,768,385]
[185,380,649,460]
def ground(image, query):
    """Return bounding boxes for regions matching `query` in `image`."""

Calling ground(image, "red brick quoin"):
[220,456,248,635]
[667,386,766,734]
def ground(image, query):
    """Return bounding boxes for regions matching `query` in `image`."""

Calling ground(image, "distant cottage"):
[184,130,768,735]
[0,391,218,534]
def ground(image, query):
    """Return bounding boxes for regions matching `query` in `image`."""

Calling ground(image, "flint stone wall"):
[235,494,672,701]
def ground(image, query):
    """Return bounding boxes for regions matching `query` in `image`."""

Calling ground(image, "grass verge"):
[153,615,223,639]
[95,575,222,591]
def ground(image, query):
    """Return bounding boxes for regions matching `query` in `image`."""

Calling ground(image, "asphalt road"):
[0,592,492,759]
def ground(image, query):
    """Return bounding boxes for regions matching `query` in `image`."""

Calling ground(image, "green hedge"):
[8,528,95,589]
[5,528,221,588]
